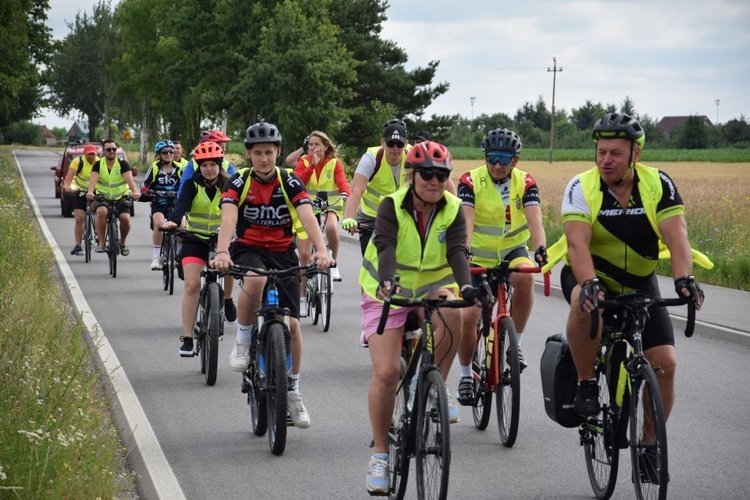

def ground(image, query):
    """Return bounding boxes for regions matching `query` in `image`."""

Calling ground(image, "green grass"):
[447,146,750,162]
[0,148,132,498]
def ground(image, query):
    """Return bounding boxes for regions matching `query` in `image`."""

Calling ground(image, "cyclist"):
[292,130,351,313]
[213,121,333,429]
[455,128,547,404]
[85,138,141,256]
[413,129,431,144]
[343,118,458,255]
[546,113,707,477]
[172,140,188,168]
[177,129,237,196]
[141,140,183,270]
[358,141,477,495]
[161,141,237,356]
[64,143,99,255]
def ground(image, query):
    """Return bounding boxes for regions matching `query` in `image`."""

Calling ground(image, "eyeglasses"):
[486,151,516,167]
[386,140,405,148]
[104,147,117,152]
[417,169,450,182]
[160,150,174,155]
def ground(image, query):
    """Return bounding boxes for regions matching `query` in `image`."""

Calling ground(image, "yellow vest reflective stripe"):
[361,146,411,218]
[359,189,460,299]
[96,159,128,199]
[185,183,222,237]
[237,167,308,240]
[72,156,98,190]
[301,157,344,215]
[468,167,530,266]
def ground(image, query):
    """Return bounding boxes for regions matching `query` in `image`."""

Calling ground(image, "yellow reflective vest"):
[185,181,222,238]
[95,158,129,200]
[360,146,411,218]
[359,188,461,300]
[299,156,345,215]
[71,155,99,191]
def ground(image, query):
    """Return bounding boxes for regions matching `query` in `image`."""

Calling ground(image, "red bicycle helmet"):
[193,141,224,165]
[405,141,452,171]
[199,129,231,143]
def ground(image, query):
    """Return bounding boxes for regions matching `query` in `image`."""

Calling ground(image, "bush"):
[2,121,41,145]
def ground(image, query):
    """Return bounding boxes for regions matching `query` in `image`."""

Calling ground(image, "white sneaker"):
[150,257,162,270]
[330,267,341,281]
[299,296,308,317]
[447,391,460,424]
[365,454,389,495]
[229,340,251,372]
[287,393,311,428]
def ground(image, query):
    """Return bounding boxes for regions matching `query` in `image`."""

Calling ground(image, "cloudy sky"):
[38,0,750,130]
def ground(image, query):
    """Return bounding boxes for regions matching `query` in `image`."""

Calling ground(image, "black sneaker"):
[457,377,475,406]
[224,298,237,324]
[179,336,194,357]
[70,244,83,256]
[574,380,600,416]
[638,445,668,484]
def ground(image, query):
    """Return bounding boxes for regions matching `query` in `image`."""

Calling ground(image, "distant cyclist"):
[64,143,99,256]
[177,129,237,196]
[455,128,547,404]
[172,140,188,168]
[141,140,183,270]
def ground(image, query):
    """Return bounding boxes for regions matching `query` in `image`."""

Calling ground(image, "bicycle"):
[83,200,95,263]
[94,195,132,279]
[169,229,224,386]
[148,190,178,294]
[467,263,551,447]
[229,262,319,456]
[579,280,696,500]
[303,192,345,332]
[377,275,480,500]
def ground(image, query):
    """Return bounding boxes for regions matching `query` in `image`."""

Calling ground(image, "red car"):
[51,142,137,217]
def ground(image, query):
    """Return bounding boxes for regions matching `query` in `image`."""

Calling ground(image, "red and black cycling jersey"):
[221,170,311,252]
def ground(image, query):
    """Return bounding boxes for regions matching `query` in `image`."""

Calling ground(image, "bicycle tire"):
[583,361,620,500]
[266,323,288,455]
[203,282,221,386]
[388,356,410,499]
[108,218,118,278]
[630,363,668,500]
[311,276,320,325]
[249,332,268,436]
[168,237,175,295]
[495,316,520,447]
[416,368,451,500]
[161,238,170,291]
[472,321,492,430]
[320,270,332,332]
[84,212,92,263]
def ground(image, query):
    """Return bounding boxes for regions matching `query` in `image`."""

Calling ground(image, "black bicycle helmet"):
[382,118,407,135]
[592,113,645,147]
[481,128,522,153]
[244,121,282,147]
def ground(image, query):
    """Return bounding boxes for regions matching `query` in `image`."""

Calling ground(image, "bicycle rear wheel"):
[266,323,288,455]
[472,320,492,430]
[161,238,170,291]
[168,237,175,295]
[203,282,221,386]
[495,316,520,447]
[388,356,410,499]
[583,361,620,500]
[306,279,317,324]
[630,363,668,500]
[416,369,451,500]
[319,270,332,332]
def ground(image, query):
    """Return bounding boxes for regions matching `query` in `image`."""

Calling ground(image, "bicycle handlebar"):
[589,292,696,340]
[226,262,320,280]
[469,264,551,297]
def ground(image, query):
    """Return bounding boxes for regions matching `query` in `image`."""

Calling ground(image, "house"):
[657,116,713,137]
[67,120,89,143]
[40,126,57,146]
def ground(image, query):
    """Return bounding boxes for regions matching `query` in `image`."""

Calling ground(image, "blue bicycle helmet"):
[154,140,174,154]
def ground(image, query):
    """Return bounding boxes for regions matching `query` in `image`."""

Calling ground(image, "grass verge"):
[0,147,133,498]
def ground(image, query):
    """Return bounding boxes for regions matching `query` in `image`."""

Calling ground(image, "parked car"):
[51,141,137,217]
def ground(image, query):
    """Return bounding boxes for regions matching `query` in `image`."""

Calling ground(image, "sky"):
[36,0,750,131]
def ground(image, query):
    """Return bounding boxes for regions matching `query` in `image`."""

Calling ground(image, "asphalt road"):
[16,149,750,499]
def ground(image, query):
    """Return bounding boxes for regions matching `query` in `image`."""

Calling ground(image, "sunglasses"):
[104,147,117,152]
[486,152,516,167]
[417,169,450,182]
[160,150,174,155]
[386,140,405,148]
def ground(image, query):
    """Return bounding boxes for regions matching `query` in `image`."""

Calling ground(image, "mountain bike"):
[170,229,224,386]
[304,192,344,332]
[579,281,696,500]
[83,201,95,263]
[230,262,319,455]
[149,190,178,294]
[467,264,551,447]
[378,275,482,500]
[95,195,131,279]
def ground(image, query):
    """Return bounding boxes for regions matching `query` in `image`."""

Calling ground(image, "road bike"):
[94,195,131,279]
[170,229,224,386]
[377,275,482,500]
[148,190,178,294]
[229,262,319,455]
[580,281,696,500]
[303,192,344,332]
[467,263,550,447]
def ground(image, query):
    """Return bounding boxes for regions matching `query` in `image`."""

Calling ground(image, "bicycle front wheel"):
[266,323,288,455]
[388,356,410,499]
[472,321,492,430]
[168,237,176,295]
[495,317,520,447]
[416,369,451,500]
[84,214,92,263]
[630,363,668,500]
[203,282,221,386]
[249,335,268,437]
[161,238,170,291]
[108,219,118,278]
[583,362,620,500]
[319,271,332,332]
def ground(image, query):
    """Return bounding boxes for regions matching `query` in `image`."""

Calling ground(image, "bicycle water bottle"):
[268,287,279,306]
[406,375,418,412]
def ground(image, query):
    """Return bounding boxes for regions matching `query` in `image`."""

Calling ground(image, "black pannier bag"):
[540,333,585,428]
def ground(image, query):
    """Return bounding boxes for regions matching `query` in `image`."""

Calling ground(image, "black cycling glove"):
[579,278,602,310]
[674,275,704,307]
[461,284,479,302]
[534,245,548,265]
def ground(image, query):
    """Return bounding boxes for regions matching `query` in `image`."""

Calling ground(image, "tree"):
[676,115,709,149]
[571,100,607,131]
[620,96,636,116]
[0,0,54,128]
[638,114,666,147]
[722,116,750,146]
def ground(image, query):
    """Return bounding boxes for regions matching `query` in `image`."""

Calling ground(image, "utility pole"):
[715,99,720,125]
[547,57,562,163]
[470,96,476,121]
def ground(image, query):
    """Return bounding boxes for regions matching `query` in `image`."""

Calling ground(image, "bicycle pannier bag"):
[540,333,584,428]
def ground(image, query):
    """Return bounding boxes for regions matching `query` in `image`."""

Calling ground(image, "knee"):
[373,364,401,388]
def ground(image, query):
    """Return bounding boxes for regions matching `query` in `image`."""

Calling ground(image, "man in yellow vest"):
[454,128,547,405]
[358,141,480,495]
[85,138,141,256]
[64,143,99,255]
[558,114,705,480]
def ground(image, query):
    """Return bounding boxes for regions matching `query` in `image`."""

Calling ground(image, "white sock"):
[153,245,161,258]
[289,373,300,394]
[237,323,253,341]
[516,331,524,346]
[459,364,473,379]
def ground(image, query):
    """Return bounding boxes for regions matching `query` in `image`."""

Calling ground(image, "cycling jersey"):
[142,160,182,207]
[92,158,132,200]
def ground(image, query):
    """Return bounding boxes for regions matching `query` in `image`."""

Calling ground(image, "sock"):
[289,373,300,394]
[153,245,161,258]
[459,364,473,379]
[237,323,253,341]
[579,377,597,386]
[373,453,388,461]
[516,331,524,345]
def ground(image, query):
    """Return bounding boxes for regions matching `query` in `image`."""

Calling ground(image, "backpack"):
[540,333,584,428]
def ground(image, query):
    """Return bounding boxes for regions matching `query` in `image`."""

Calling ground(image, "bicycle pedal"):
[286,415,295,427]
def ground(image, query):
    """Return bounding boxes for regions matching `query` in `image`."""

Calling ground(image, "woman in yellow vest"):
[292,131,351,312]
[161,142,236,357]
[65,143,99,255]
[358,140,478,495]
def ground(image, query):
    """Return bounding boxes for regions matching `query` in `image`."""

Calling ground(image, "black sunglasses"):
[386,140,405,148]
[160,150,174,155]
[104,147,117,152]
[417,169,450,182]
